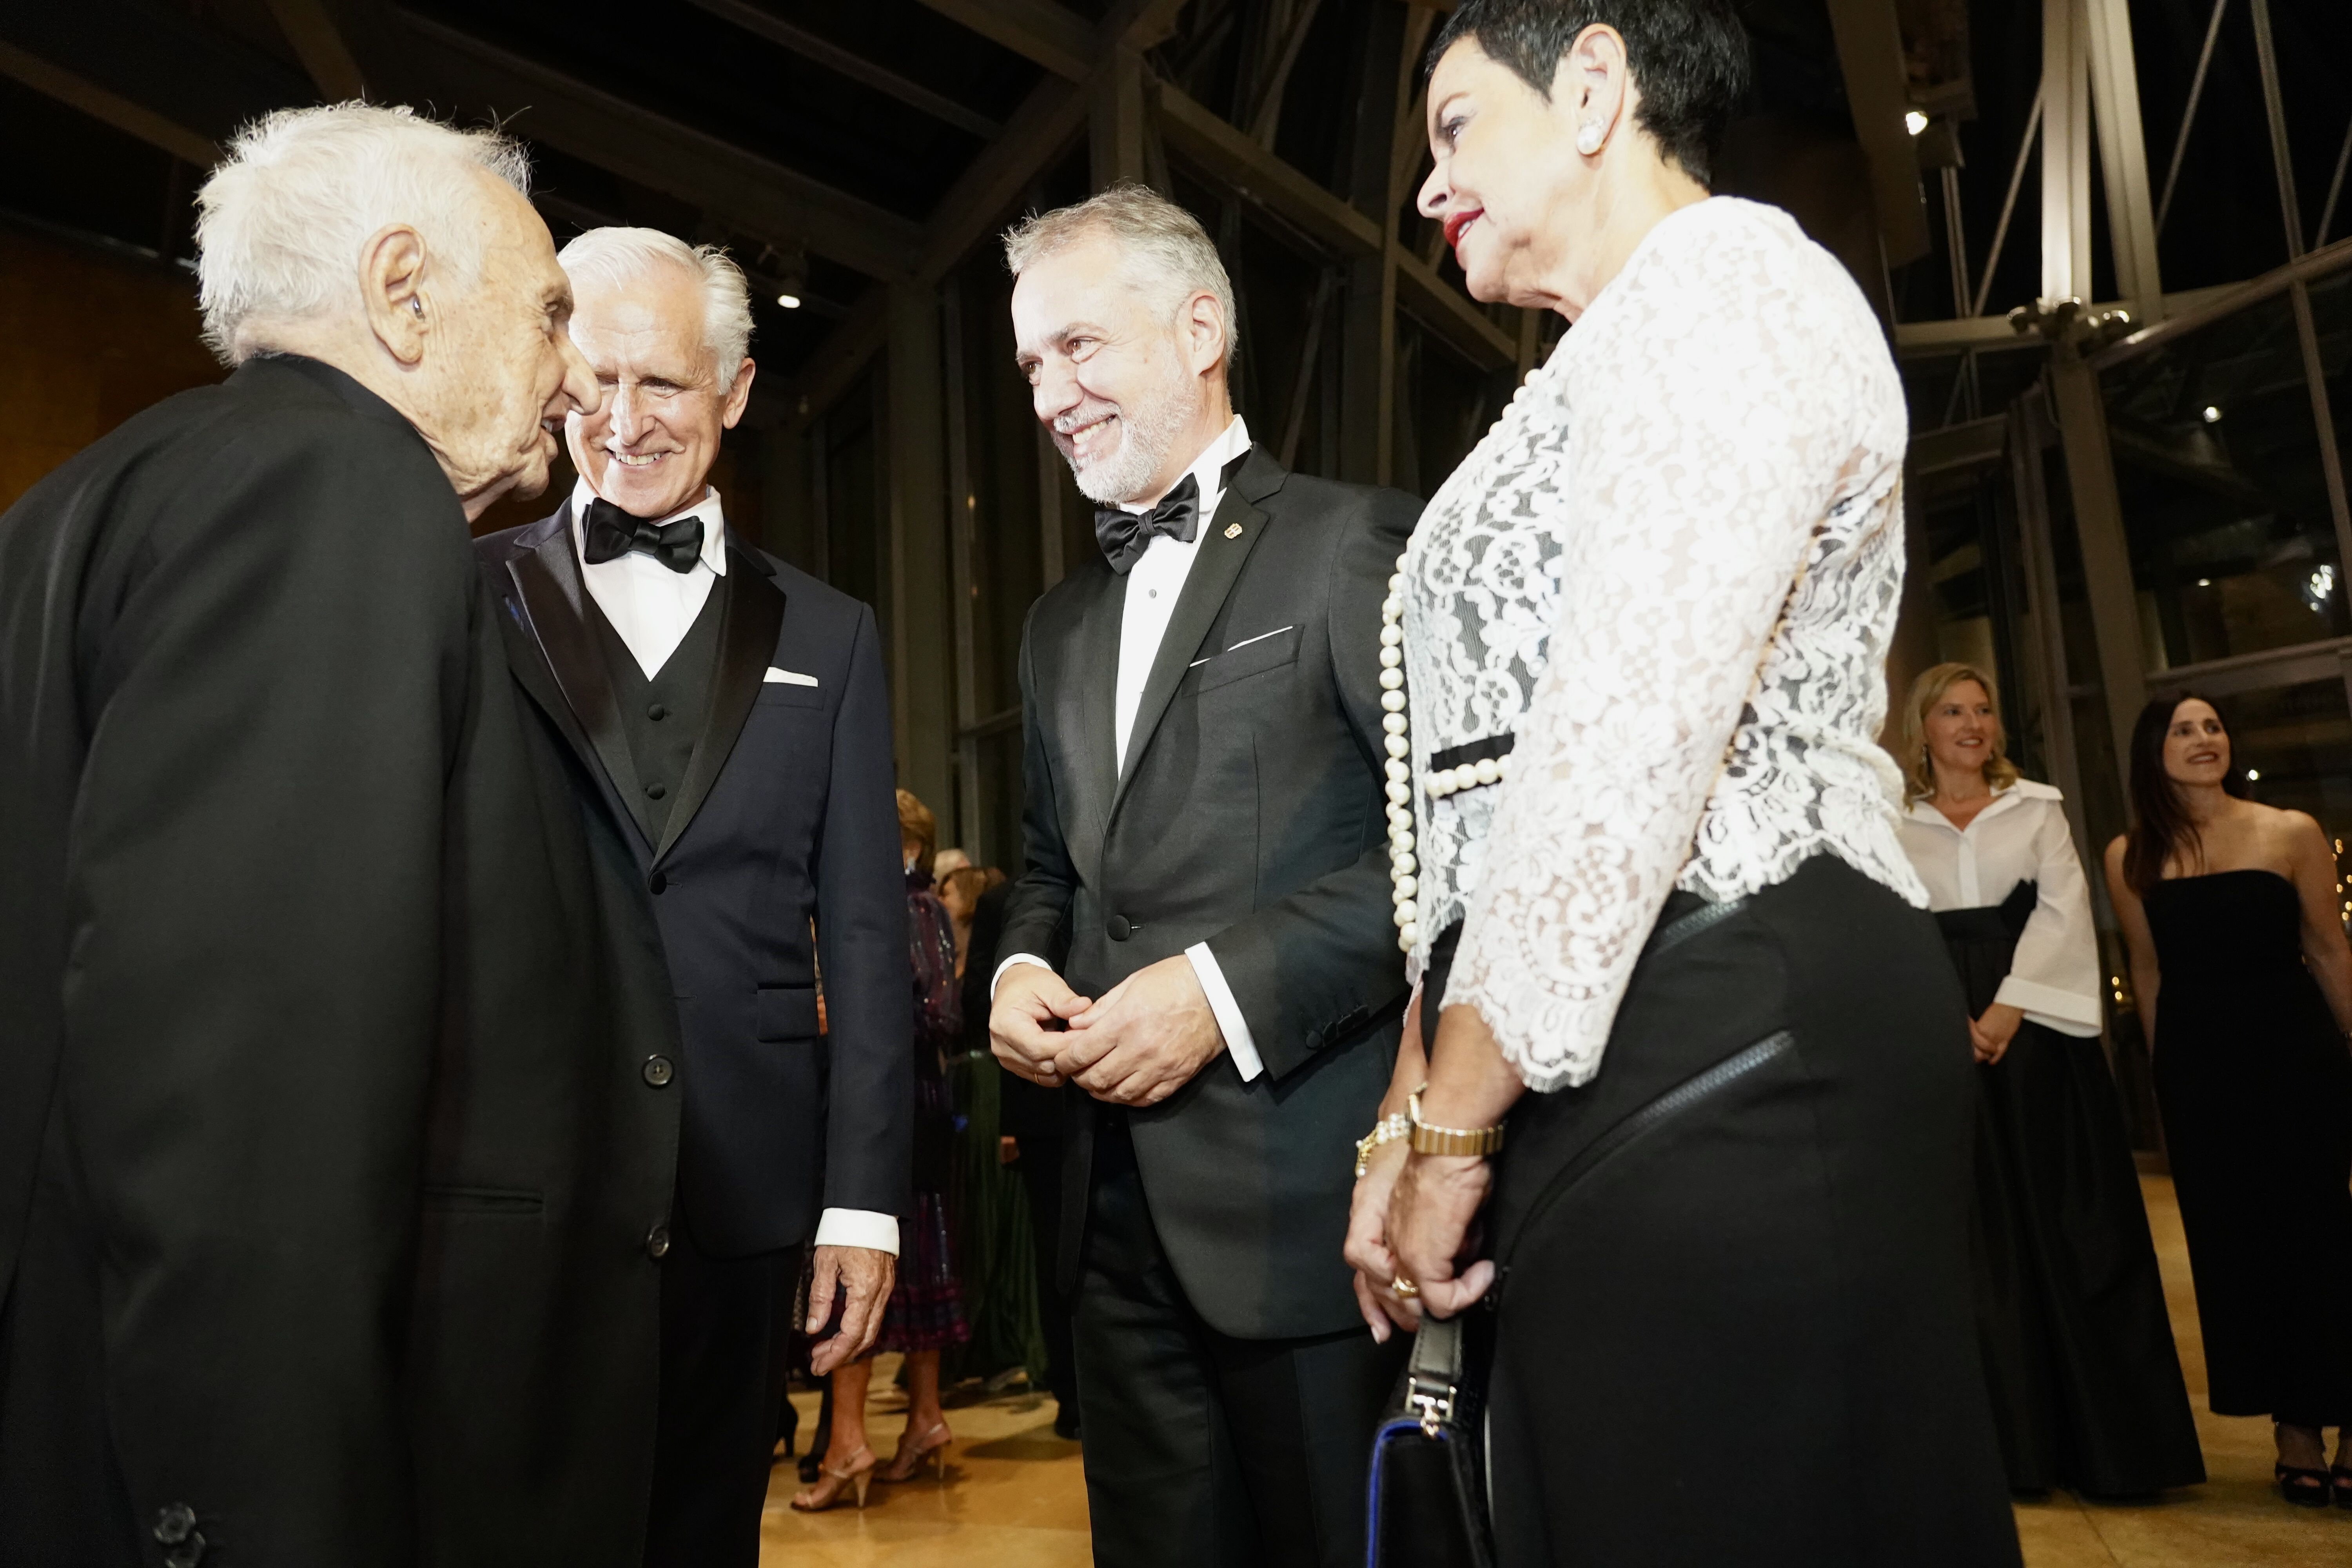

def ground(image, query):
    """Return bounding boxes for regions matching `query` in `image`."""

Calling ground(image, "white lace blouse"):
[1401,197,1927,1092]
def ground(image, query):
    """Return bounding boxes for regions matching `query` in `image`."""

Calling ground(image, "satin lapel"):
[1111,487,1270,809]
[508,516,650,851]
[1061,570,1125,889]
[656,544,785,862]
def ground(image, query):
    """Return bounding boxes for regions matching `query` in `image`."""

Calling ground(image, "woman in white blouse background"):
[1341,1,2020,1563]
[1896,664,2202,1501]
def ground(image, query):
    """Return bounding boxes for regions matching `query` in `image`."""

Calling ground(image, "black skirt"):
[1937,888,2203,1497]
[1470,856,2020,1568]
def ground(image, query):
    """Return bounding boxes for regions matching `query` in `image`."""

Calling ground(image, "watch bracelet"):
[1406,1089,1506,1157]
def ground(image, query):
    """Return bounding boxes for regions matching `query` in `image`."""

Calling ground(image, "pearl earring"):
[1575,120,1605,155]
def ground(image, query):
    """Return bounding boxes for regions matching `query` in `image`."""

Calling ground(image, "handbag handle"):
[1405,1315,1465,1437]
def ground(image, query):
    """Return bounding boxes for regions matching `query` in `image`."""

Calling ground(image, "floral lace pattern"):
[1406,198,1927,1092]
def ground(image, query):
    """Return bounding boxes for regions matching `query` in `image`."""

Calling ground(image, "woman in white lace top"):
[1343,3,2020,1563]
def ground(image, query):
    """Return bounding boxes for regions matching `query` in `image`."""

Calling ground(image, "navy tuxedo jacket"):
[477,505,911,1257]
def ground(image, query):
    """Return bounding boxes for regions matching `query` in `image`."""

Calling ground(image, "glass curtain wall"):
[2063,241,2352,1146]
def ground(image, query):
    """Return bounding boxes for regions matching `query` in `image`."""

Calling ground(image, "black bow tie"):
[582,496,704,573]
[1095,474,1201,575]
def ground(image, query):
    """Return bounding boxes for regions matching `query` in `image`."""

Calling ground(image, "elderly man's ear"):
[361,224,432,367]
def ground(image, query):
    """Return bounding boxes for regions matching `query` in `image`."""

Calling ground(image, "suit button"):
[646,782,667,800]
[154,1504,196,1545]
[649,871,668,894]
[1107,915,1132,941]
[648,702,668,721]
[642,1055,674,1087]
[646,1224,671,1259]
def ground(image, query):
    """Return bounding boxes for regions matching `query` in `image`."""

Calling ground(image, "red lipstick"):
[1443,208,1483,252]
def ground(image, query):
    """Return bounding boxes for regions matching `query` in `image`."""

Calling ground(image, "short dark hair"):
[1428,0,1750,186]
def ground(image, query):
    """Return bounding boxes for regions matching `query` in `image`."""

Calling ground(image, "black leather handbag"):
[1365,1309,1497,1568]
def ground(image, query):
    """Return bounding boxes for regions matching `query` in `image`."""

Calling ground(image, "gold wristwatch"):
[1407,1088,1507,1158]
[1354,1112,1412,1177]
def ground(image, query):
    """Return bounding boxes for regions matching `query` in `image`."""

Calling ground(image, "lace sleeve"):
[1446,218,1876,1091]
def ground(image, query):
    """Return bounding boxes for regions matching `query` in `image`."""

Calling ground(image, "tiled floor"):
[2012,1174,2348,1567]
[763,1175,2345,1565]
[762,1368,1091,1566]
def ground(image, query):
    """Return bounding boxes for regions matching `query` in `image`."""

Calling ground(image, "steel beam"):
[686,0,998,139]
[887,283,955,812]
[1156,82,1383,255]
[1093,44,1150,187]
[2082,0,2163,317]
[1392,246,1518,371]
[394,9,920,281]
[2041,0,2092,304]
[0,40,222,165]
[1822,0,1931,265]
[2046,341,2150,783]
[0,0,312,156]
[919,74,1089,281]
[915,0,1093,82]
[260,0,368,100]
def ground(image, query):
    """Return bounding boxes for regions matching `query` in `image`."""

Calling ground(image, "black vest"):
[586,578,725,843]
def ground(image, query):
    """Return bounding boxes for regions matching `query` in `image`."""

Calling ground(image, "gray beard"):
[1063,369,1197,506]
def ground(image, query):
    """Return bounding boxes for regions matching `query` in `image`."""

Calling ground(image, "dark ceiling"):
[0,0,2340,405]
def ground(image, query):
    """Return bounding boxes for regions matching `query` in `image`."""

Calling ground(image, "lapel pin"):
[1224,522,1243,539]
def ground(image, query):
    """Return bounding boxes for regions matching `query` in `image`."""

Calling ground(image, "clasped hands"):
[989,956,1224,1107]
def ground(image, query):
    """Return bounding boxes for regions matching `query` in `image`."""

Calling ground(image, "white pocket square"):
[764,668,819,687]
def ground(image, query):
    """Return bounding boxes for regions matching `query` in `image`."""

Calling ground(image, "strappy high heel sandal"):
[790,1445,877,1512]
[2276,1462,2330,1508]
[879,1420,953,1483]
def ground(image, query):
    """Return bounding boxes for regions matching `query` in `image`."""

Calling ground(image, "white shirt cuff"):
[991,952,1053,999]
[1994,975,2105,1038]
[1186,942,1262,1081]
[813,1207,900,1255]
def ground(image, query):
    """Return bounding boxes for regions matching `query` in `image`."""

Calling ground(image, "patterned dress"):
[877,867,969,1354]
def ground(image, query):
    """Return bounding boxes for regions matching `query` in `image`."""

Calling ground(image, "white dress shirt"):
[572,476,898,1255]
[993,416,1269,1082]
[1897,779,2104,1037]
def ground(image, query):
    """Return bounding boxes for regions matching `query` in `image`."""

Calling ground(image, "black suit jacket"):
[0,355,680,1564]
[477,506,911,1257]
[999,446,1418,1340]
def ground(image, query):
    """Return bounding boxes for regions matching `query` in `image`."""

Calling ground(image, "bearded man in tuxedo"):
[0,104,682,1564]
[989,184,1418,1568]
[475,227,909,1567]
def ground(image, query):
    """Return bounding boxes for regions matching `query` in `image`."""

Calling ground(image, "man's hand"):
[1056,955,1225,1107]
[991,964,1091,1088]
[805,1244,895,1376]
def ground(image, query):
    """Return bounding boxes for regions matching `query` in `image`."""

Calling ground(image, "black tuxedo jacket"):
[1000,446,1418,1340]
[477,505,910,1258]
[0,355,680,1564]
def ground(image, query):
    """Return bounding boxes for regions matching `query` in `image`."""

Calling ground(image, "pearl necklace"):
[1380,554,1419,953]
[1382,551,1514,956]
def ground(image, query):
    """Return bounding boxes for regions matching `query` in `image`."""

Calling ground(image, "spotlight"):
[1905,110,1929,136]
[2248,768,2262,781]
[2202,405,2222,423]
[2306,563,2337,612]
[776,292,802,309]
[2196,577,2212,587]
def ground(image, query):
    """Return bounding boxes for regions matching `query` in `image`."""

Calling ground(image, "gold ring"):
[1391,1275,1419,1299]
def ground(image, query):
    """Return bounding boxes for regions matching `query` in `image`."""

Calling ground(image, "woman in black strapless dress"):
[2106,693,2352,1508]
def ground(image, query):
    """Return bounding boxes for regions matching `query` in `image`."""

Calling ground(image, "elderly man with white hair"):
[0,104,685,1565]
[476,226,908,1565]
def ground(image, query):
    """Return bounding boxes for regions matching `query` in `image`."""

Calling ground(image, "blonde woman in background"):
[1896,664,2201,1499]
